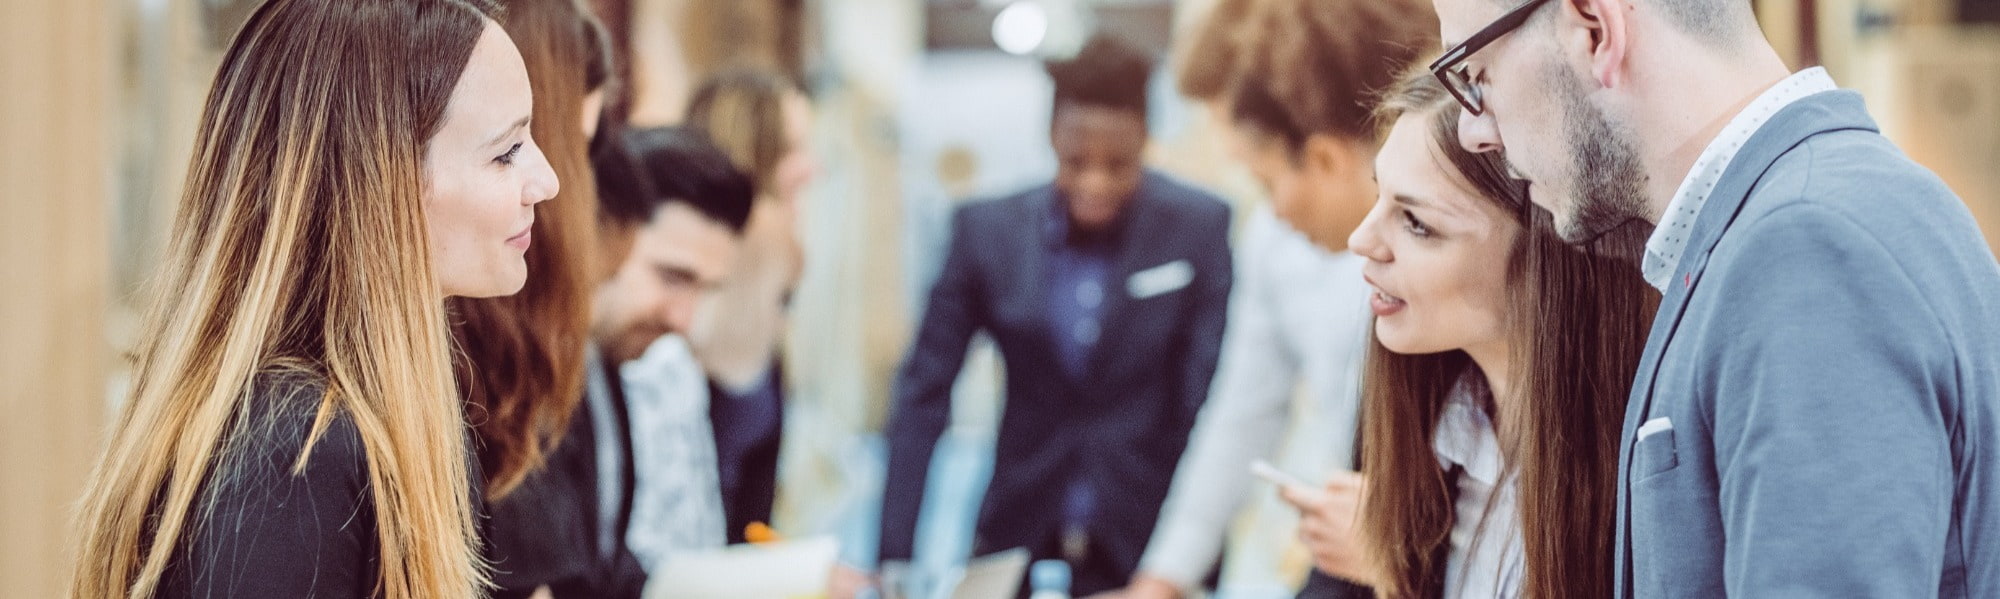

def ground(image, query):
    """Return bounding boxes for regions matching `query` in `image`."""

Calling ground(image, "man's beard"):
[1552,64,1649,245]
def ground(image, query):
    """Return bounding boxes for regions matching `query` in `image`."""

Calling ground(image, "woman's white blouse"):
[1434,375,1525,599]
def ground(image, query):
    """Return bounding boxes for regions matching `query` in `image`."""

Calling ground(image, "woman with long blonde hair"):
[69,0,557,597]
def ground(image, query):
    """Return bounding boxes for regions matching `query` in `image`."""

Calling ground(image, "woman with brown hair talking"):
[68,0,558,597]
[1281,71,1655,598]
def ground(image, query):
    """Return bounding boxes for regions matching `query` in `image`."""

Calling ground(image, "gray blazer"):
[1615,90,2000,597]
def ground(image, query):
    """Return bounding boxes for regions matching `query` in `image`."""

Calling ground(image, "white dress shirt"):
[621,334,728,572]
[1137,206,1374,587]
[1644,67,1839,291]
[1435,372,1523,599]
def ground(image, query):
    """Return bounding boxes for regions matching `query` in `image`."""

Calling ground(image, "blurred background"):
[3,0,1998,596]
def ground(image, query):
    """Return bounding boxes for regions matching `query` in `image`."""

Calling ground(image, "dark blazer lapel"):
[1085,188,1164,381]
[1615,90,1881,595]
[1008,187,1060,369]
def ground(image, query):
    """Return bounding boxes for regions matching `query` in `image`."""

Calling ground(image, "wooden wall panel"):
[0,0,117,596]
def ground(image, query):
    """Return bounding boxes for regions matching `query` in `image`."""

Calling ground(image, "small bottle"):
[1027,560,1071,599]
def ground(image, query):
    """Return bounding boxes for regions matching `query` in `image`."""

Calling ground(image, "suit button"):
[1076,281,1103,308]
[1073,319,1099,345]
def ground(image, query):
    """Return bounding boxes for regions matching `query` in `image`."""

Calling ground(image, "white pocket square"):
[1127,260,1194,300]
[1637,417,1673,441]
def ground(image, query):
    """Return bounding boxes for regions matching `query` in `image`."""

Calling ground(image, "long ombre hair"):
[455,0,613,500]
[1356,71,1657,599]
[70,0,497,597]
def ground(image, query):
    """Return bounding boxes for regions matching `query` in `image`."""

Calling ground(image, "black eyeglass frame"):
[1427,0,1555,116]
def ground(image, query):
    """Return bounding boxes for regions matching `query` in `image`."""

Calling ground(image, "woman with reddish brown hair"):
[454,0,614,505]
[452,0,648,597]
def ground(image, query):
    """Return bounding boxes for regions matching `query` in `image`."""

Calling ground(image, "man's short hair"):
[1047,33,1155,122]
[1650,0,1759,42]
[613,126,756,234]
[1495,0,1756,46]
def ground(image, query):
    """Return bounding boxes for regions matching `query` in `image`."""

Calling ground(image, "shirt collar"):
[1642,67,1838,291]
[1434,369,1505,486]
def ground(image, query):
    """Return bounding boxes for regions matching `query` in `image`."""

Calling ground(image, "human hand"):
[826,564,874,599]
[1277,470,1378,586]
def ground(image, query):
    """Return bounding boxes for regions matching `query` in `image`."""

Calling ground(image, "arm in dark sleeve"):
[878,208,987,564]
[1176,203,1234,417]
[176,390,377,599]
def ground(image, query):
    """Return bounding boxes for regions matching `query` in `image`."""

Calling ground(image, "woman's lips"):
[1363,274,1407,317]
[506,225,533,251]
[1369,289,1407,317]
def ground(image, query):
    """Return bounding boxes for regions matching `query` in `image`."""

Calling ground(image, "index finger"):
[1277,480,1330,508]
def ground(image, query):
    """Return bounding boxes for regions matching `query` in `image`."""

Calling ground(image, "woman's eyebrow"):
[484,116,532,148]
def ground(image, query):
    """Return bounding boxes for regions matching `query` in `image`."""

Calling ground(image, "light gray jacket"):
[1615,90,2000,597]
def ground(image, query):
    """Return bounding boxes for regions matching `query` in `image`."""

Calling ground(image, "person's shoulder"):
[224,368,365,484]
[1705,142,1998,349]
[949,184,1047,230]
[1749,130,1953,222]
[1738,131,1991,278]
[1142,171,1230,220]
[969,183,1054,214]
[167,368,379,599]
[1133,173,1230,252]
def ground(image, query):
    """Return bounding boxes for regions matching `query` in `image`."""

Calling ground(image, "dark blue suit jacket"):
[880,171,1232,591]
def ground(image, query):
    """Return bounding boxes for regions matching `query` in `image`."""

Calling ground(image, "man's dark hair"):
[596,126,755,233]
[1046,33,1154,122]
[1480,0,1752,46]
[590,115,653,225]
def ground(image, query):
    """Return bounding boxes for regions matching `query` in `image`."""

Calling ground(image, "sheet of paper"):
[876,548,1030,599]
[643,536,840,599]
[944,547,1030,599]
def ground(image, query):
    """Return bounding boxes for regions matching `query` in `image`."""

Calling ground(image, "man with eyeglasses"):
[1427,0,2000,596]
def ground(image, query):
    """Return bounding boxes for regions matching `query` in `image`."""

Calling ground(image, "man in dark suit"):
[879,34,1233,596]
